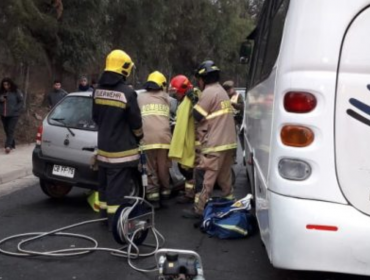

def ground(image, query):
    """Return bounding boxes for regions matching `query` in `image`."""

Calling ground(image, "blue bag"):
[201,195,254,239]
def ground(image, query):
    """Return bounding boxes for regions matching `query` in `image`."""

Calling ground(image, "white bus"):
[241,0,370,276]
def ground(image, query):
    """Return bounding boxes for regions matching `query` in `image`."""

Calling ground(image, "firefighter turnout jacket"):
[137,90,171,150]
[92,72,143,168]
[193,83,237,154]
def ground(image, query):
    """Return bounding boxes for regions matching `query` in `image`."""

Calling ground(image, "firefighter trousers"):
[194,149,236,214]
[145,149,171,201]
[181,147,202,199]
[98,167,136,228]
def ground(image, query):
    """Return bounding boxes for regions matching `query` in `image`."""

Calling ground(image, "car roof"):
[67,91,93,97]
[67,89,147,98]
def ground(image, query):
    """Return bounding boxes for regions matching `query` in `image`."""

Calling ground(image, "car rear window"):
[48,96,97,131]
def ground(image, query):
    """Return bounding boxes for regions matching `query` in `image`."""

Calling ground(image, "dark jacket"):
[0,90,24,117]
[47,89,68,108]
[78,85,94,92]
[92,72,143,168]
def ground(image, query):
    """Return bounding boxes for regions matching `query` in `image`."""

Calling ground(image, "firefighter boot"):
[146,192,161,210]
[182,207,203,220]
[160,188,172,200]
[176,181,195,204]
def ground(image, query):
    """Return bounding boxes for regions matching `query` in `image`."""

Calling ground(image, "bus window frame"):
[246,0,290,90]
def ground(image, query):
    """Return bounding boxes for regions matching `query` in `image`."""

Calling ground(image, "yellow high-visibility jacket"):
[169,96,195,168]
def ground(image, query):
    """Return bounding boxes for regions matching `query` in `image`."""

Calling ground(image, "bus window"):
[261,0,290,79]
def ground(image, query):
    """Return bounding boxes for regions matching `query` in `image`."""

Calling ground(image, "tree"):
[0,0,256,89]
[104,0,254,86]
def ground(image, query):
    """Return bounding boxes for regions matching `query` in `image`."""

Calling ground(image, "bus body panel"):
[244,0,370,275]
[245,69,276,251]
[270,192,370,276]
[335,7,370,215]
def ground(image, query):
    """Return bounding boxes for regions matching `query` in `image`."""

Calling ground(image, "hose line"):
[0,215,165,273]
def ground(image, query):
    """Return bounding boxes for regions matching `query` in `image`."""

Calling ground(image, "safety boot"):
[182,207,203,220]
[160,189,172,200]
[146,192,161,210]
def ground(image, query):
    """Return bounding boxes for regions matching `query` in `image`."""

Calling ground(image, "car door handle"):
[82,147,95,152]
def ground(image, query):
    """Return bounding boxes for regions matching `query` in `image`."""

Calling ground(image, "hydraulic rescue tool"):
[156,249,205,280]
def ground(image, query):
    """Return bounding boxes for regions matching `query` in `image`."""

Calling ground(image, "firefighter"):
[182,61,237,219]
[168,75,201,204]
[223,80,244,150]
[92,49,143,230]
[138,71,172,208]
[223,80,244,127]
[169,75,193,103]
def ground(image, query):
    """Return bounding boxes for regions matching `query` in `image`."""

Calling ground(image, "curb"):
[0,168,33,185]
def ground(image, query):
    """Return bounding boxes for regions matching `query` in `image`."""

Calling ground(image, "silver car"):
[32,91,142,198]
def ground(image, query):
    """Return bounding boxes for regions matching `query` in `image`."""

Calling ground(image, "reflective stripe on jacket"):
[138,90,171,150]
[193,83,237,154]
[92,72,143,168]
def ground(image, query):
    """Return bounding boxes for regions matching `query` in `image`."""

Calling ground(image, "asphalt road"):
[0,161,368,280]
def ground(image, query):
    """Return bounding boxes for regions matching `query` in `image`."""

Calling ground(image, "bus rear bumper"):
[269,191,370,276]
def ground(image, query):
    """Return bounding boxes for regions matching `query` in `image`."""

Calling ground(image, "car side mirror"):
[239,40,253,65]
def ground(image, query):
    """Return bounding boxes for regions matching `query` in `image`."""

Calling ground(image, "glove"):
[185,89,199,105]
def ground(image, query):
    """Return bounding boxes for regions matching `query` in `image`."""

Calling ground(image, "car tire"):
[40,179,73,199]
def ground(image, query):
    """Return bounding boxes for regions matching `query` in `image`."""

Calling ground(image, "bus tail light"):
[36,125,43,145]
[281,125,314,147]
[278,158,311,181]
[284,92,317,113]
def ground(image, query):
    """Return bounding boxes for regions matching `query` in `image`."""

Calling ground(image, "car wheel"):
[40,179,73,199]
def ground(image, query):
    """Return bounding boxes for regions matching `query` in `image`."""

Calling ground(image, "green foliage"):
[0,0,257,85]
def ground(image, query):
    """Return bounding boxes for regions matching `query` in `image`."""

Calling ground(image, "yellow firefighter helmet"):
[105,49,134,77]
[144,71,167,90]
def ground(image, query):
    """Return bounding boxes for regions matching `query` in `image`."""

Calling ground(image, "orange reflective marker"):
[281,125,314,147]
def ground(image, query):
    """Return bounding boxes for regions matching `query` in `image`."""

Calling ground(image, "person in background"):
[223,80,244,149]
[47,80,68,109]
[0,78,24,154]
[138,71,172,209]
[223,80,244,126]
[91,79,98,90]
[78,76,94,92]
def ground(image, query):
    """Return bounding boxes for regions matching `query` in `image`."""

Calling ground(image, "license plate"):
[52,165,75,178]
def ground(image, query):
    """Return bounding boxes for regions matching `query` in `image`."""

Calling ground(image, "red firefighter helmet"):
[169,75,193,98]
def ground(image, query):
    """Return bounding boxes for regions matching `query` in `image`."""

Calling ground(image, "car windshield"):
[48,96,97,131]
